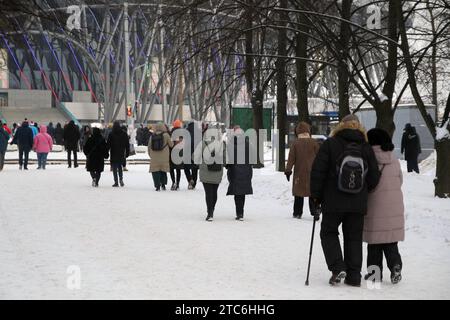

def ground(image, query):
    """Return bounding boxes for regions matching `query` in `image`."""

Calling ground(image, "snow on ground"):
[0,154,449,300]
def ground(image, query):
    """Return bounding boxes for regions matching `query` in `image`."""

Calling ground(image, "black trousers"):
[234,195,246,218]
[90,171,102,183]
[184,166,198,185]
[367,243,402,274]
[406,158,419,173]
[0,151,5,171]
[170,168,181,185]
[18,147,30,168]
[320,212,364,282]
[112,162,123,183]
[67,149,78,167]
[203,183,219,216]
[152,171,168,188]
[294,197,316,217]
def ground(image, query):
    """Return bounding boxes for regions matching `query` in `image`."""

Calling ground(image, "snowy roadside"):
[0,156,449,299]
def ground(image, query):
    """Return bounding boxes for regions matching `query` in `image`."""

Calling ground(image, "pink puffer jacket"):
[363,146,405,244]
[33,125,53,153]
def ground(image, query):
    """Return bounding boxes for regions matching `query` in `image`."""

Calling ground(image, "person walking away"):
[196,131,225,221]
[170,119,184,190]
[226,126,254,221]
[12,121,34,170]
[80,125,92,152]
[64,120,81,168]
[285,122,320,219]
[2,121,12,136]
[30,122,39,137]
[33,125,53,170]
[0,125,9,171]
[184,121,200,189]
[107,121,130,187]
[47,122,55,141]
[364,128,404,284]
[54,123,64,145]
[148,123,173,191]
[310,114,380,287]
[401,123,421,173]
[83,127,109,187]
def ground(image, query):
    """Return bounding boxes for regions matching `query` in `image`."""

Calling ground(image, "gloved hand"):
[285,171,292,182]
[311,199,321,221]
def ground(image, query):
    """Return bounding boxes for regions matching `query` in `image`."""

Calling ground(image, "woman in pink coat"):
[364,128,404,284]
[33,125,53,170]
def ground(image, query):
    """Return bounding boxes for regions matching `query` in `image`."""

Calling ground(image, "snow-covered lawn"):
[0,158,449,299]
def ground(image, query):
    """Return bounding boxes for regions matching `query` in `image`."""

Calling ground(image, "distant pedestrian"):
[401,123,421,173]
[364,128,404,284]
[226,126,254,221]
[33,125,53,170]
[12,121,34,170]
[63,120,80,168]
[170,120,184,190]
[47,122,55,141]
[107,121,130,187]
[2,121,12,136]
[0,125,9,171]
[54,123,64,145]
[148,123,173,191]
[184,121,201,190]
[83,127,109,187]
[285,122,320,219]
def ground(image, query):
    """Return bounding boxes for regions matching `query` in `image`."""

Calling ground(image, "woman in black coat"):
[107,121,130,187]
[54,123,64,145]
[226,127,254,221]
[83,128,109,187]
[63,120,81,168]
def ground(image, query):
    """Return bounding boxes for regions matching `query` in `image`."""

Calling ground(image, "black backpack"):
[336,141,368,194]
[151,133,166,151]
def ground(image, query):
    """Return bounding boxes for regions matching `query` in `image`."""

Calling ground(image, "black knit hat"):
[367,128,395,151]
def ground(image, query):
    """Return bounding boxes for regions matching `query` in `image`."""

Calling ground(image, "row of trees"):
[0,0,449,197]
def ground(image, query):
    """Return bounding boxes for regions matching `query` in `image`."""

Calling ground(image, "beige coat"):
[286,133,320,197]
[148,124,173,172]
[363,146,405,244]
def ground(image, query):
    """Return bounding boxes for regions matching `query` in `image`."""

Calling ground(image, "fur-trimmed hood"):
[330,120,368,142]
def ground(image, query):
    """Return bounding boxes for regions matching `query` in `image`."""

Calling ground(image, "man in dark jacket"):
[401,123,421,173]
[0,126,10,171]
[310,114,380,287]
[63,120,81,168]
[107,121,130,187]
[12,121,34,170]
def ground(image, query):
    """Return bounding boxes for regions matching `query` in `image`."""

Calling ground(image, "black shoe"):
[68,165,71,168]
[170,183,176,191]
[112,183,119,187]
[74,164,79,168]
[344,278,361,287]
[119,180,124,187]
[161,185,166,191]
[235,216,244,221]
[329,271,347,286]
[24,167,28,170]
[391,265,402,284]
[19,165,22,170]
[206,216,213,222]
[155,187,160,191]
[92,179,96,187]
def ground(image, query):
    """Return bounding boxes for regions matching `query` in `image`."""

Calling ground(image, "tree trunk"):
[435,139,450,198]
[375,101,396,137]
[276,0,288,172]
[338,0,353,120]
[296,14,309,123]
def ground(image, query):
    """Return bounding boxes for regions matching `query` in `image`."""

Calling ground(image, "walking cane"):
[305,204,321,286]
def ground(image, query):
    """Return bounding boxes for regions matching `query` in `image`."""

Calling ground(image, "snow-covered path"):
[0,161,449,299]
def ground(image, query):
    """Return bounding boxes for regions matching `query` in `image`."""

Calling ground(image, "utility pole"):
[123,2,135,144]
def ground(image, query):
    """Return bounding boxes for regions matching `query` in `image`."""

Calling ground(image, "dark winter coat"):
[54,124,64,145]
[401,126,421,160]
[13,122,34,151]
[226,134,253,196]
[107,125,130,165]
[0,127,9,153]
[310,123,381,215]
[63,122,81,151]
[47,123,55,139]
[83,131,109,172]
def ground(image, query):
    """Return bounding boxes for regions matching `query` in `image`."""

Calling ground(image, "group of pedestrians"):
[286,115,406,287]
